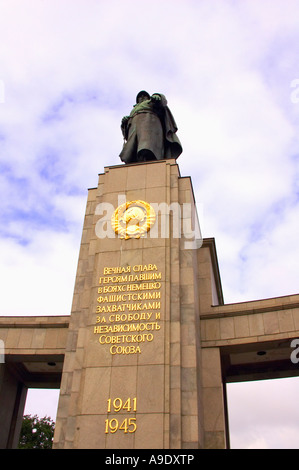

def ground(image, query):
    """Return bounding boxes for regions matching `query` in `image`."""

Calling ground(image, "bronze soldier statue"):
[119,91,182,163]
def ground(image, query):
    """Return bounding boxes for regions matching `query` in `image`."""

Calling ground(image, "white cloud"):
[228,377,299,449]
[0,230,79,316]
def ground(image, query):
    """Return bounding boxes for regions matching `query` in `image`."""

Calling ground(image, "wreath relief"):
[111,200,156,239]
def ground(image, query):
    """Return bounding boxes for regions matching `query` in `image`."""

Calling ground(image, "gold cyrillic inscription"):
[94,264,162,355]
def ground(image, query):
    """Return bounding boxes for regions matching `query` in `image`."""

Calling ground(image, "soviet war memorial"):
[1,2,299,452]
[1,87,299,451]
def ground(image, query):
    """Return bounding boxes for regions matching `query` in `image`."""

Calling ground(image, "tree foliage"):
[18,414,55,449]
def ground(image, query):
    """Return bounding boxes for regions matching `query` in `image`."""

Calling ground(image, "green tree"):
[18,414,55,449]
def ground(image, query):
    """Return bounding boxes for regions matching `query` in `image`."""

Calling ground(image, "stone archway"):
[0,316,68,448]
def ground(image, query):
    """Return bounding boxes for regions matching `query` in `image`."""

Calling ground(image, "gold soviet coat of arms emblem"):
[111,200,156,239]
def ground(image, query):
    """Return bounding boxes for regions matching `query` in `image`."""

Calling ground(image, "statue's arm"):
[121,116,129,140]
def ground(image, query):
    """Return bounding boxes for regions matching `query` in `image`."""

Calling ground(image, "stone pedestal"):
[53,159,204,449]
[2,159,299,449]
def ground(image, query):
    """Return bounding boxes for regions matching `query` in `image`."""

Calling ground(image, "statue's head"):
[136,90,150,103]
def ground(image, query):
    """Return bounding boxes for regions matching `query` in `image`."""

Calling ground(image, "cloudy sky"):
[1,0,299,448]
